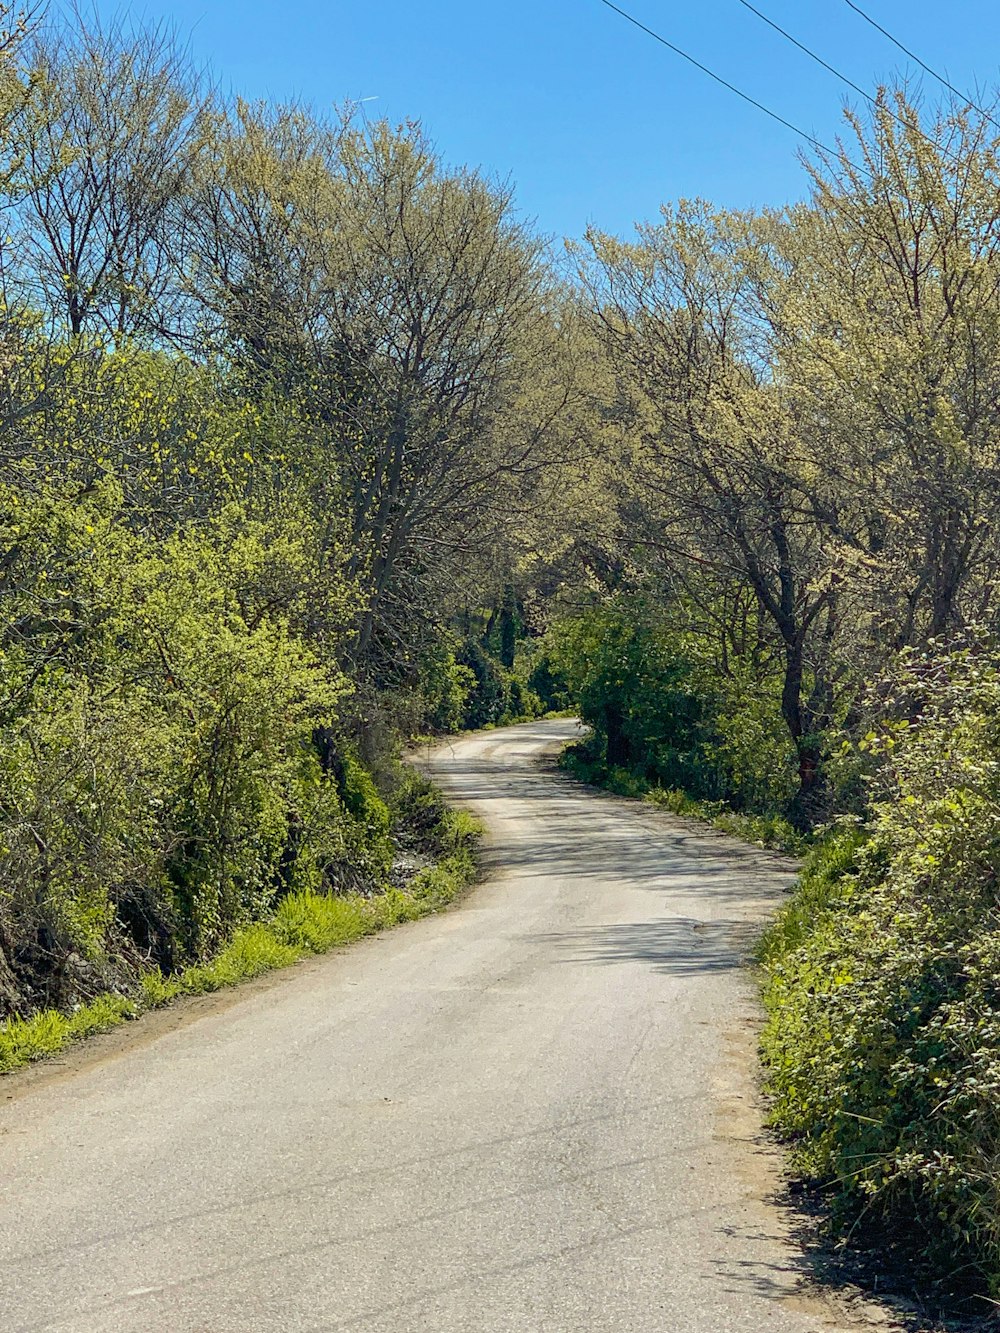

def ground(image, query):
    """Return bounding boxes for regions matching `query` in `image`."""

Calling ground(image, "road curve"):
[0,720,874,1332]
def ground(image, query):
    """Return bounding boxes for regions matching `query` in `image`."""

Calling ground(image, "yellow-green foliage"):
[0,472,366,1004]
[760,649,1000,1291]
[0,311,407,1012]
[0,326,484,1023]
[0,44,562,1029]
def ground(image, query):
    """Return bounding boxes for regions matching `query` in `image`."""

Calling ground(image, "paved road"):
[0,720,877,1332]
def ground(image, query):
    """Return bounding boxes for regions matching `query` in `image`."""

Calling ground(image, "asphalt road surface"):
[0,720,888,1332]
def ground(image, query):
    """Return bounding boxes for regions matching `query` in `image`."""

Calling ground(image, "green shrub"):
[390,770,451,850]
[1,784,483,1075]
[546,600,725,795]
[758,822,867,964]
[558,741,606,787]
[413,637,477,734]
[604,766,649,799]
[760,647,1000,1291]
[0,484,392,1017]
[525,645,572,713]
[560,751,808,856]
[710,810,808,856]
[645,785,720,817]
[456,635,510,729]
[544,599,810,820]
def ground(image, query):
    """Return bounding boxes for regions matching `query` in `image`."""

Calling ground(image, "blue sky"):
[76,0,1000,241]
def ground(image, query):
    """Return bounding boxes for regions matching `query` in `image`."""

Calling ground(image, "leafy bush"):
[709,810,808,856]
[0,480,389,1017]
[545,599,802,816]
[760,646,1000,1291]
[525,644,573,713]
[758,822,867,965]
[643,783,807,853]
[414,638,478,733]
[451,634,543,730]
[401,629,544,738]
[546,600,725,794]
[710,669,799,814]
[0,780,483,1073]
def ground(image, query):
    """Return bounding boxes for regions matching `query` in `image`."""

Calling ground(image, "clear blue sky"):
[77,0,1000,241]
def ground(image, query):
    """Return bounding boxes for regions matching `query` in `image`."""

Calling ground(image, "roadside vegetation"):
[3,0,1000,1304]
[0,776,481,1074]
[0,7,565,1039]
[760,651,1000,1300]
[541,90,1000,1303]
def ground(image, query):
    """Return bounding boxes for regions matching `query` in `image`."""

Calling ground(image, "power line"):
[599,0,986,191]
[597,0,841,160]
[734,0,964,166]
[737,0,873,108]
[841,0,1000,134]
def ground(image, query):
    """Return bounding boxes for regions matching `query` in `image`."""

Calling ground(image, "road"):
[0,720,885,1332]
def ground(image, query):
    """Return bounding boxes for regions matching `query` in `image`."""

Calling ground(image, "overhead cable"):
[597,0,841,159]
[735,0,965,165]
[841,0,1000,133]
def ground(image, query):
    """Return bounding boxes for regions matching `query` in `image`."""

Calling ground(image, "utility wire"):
[737,0,874,109]
[597,0,841,160]
[841,0,1000,133]
[600,0,981,187]
[735,0,965,165]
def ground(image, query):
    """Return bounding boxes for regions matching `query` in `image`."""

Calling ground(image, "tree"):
[584,204,847,822]
[8,14,203,340]
[779,92,1000,650]
[189,108,576,691]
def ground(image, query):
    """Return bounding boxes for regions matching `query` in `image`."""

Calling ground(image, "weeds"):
[0,797,482,1076]
[560,743,809,856]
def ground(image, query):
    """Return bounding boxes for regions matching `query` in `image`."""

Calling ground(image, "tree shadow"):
[716,1183,1000,1332]
[531,915,762,975]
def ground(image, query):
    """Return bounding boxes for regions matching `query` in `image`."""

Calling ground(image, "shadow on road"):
[431,737,797,978]
[529,915,762,975]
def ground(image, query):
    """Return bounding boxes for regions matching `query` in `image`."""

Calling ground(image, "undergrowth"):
[559,742,809,856]
[759,648,1000,1300]
[0,794,481,1077]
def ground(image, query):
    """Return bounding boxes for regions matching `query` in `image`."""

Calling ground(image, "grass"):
[755,822,867,968]
[653,789,810,853]
[0,809,482,1077]
[646,787,810,857]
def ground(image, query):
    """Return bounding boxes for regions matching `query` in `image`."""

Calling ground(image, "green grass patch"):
[644,784,808,854]
[0,993,138,1073]
[0,805,482,1077]
[756,821,867,966]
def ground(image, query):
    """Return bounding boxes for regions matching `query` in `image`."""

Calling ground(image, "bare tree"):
[8,12,205,340]
[188,108,575,681]
[584,205,849,822]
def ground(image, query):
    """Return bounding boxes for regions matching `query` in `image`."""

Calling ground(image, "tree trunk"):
[605,705,630,769]
[498,584,518,669]
[0,931,25,1021]
[778,635,826,830]
[788,738,825,831]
